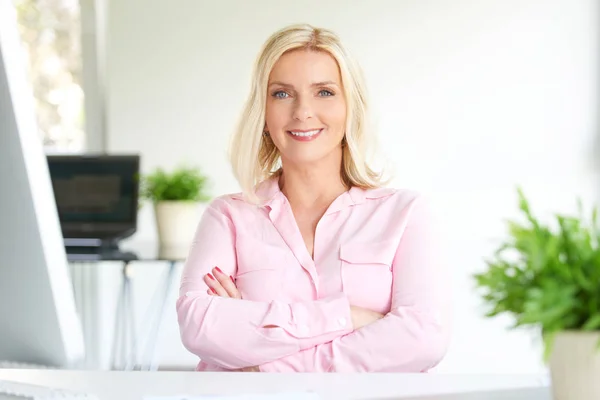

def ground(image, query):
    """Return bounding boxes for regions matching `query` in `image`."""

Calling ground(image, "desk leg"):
[110,261,137,370]
[124,262,138,371]
[138,261,177,371]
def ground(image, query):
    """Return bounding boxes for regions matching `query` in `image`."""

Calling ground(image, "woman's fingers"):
[238,366,260,372]
[350,306,385,330]
[203,267,242,299]
[212,267,242,299]
[203,273,229,297]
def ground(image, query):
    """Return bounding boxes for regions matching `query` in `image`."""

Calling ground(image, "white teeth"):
[289,129,321,137]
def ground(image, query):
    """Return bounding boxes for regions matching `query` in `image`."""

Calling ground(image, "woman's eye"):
[272,91,289,99]
[319,89,334,97]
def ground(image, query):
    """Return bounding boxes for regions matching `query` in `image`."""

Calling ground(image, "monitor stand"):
[64,238,138,261]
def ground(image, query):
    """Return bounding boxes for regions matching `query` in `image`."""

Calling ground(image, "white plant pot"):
[549,331,600,400]
[154,201,202,259]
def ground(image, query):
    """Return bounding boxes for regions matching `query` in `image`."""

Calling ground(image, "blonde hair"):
[228,23,385,202]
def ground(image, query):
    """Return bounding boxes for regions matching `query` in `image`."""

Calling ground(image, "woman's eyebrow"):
[311,81,339,87]
[268,81,293,88]
[268,80,340,88]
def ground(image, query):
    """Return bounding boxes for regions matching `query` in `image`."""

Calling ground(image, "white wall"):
[104,0,599,372]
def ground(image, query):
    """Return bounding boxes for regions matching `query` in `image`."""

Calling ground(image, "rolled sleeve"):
[259,293,353,343]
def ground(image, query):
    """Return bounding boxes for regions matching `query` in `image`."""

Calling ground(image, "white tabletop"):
[0,370,551,400]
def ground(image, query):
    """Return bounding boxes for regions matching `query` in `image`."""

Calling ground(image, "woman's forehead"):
[269,49,342,85]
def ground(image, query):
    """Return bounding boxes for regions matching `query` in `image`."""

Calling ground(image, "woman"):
[176,24,451,373]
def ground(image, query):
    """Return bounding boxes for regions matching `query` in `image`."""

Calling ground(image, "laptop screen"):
[47,155,140,238]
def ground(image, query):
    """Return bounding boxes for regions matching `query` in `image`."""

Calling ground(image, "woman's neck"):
[278,162,348,211]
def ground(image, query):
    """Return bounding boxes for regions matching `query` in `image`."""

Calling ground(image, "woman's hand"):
[350,306,384,330]
[203,267,241,299]
[235,366,260,372]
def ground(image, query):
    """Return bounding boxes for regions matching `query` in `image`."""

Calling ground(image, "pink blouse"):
[176,177,451,372]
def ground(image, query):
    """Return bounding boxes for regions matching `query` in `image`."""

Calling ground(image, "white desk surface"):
[0,370,551,400]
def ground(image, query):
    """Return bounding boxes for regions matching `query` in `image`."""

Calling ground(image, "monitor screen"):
[0,0,85,367]
[47,155,140,240]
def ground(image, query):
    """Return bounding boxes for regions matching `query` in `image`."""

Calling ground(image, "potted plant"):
[140,165,211,259]
[473,188,600,400]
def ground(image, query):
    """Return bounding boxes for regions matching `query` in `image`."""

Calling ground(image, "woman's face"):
[265,49,347,168]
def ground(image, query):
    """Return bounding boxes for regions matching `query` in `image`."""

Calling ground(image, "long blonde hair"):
[228,24,385,202]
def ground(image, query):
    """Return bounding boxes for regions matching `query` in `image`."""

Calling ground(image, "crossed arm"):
[203,266,385,372]
[176,196,451,372]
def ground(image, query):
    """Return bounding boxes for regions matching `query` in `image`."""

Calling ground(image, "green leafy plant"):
[473,188,600,360]
[140,165,211,203]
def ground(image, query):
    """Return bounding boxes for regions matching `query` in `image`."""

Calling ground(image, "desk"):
[0,370,551,400]
[68,242,185,371]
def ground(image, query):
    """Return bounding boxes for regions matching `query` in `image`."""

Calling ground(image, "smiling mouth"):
[286,129,323,138]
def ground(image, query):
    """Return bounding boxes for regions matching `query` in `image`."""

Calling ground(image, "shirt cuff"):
[259,293,352,339]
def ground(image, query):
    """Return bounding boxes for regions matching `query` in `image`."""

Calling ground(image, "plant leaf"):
[141,165,211,202]
[473,188,600,361]
[582,315,600,331]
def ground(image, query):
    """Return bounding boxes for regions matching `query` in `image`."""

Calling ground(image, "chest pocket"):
[235,234,288,301]
[339,239,397,314]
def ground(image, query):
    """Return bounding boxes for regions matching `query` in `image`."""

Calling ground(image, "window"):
[13,0,85,152]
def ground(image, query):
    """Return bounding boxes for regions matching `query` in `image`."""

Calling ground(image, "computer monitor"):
[0,1,85,368]
[47,154,140,247]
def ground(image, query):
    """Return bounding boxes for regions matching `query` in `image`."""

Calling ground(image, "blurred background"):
[11,0,599,372]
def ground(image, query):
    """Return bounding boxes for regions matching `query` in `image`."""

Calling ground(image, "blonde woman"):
[176,24,451,372]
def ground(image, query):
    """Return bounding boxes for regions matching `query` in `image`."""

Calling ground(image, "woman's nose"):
[292,97,314,121]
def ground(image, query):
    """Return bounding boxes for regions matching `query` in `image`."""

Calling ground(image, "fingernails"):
[206,273,215,280]
[210,288,217,294]
[230,275,235,283]
[214,266,224,275]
